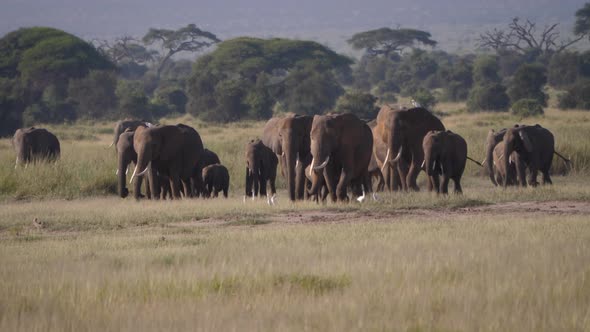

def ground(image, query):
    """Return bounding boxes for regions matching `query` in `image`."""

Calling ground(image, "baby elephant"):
[422,130,467,194]
[202,164,230,198]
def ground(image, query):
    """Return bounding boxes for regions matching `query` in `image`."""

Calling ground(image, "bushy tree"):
[116,80,151,120]
[334,91,379,120]
[507,64,547,106]
[467,83,510,112]
[68,70,118,119]
[548,52,581,88]
[558,79,590,110]
[0,27,113,135]
[511,98,544,117]
[152,85,188,115]
[187,37,351,122]
[348,27,436,59]
[467,55,509,112]
[412,89,437,109]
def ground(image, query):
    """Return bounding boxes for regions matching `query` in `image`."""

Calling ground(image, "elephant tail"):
[466,156,483,167]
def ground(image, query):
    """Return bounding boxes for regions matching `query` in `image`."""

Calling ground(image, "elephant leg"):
[148,169,161,200]
[397,161,410,191]
[269,176,277,196]
[440,174,450,195]
[542,170,552,185]
[406,160,420,191]
[259,176,268,197]
[454,177,463,194]
[336,168,352,202]
[145,176,151,199]
[426,173,434,192]
[515,159,527,187]
[323,168,338,203]
[223,185,228,198]
[169,175,182,199]
[431,175,440,194]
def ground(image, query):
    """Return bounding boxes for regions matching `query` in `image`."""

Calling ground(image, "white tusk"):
[15,157,19,169]
[281,151,285,157]
[296,159,299,168]
[126,166,129,175]
[391,146,403,163]
[421,160,425,169]
[498,155,504,161]
[116,169,118,175]
[129,164,148,184]
[313,156,330,170]
[108,142,114,148]
[481,157,487,165]
[129,165,138,184]
[309,157,315,176]
[243,195,246,203]
[381,148,390,172]
[509,156,513,165]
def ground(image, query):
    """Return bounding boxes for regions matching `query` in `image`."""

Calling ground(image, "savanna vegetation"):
[2,2,590,331]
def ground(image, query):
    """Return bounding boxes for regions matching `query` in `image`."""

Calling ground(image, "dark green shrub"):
[511,98,544,117]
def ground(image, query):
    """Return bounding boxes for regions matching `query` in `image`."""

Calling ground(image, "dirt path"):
[178,200,590,227]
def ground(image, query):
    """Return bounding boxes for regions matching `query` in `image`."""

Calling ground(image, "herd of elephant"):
[247,105,571,203]
[11,105,571,203]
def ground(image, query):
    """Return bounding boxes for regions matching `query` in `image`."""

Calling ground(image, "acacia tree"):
[348,27,437,59]
[94,36,156,65]
[142,24,220,81]
[478,17,585,55]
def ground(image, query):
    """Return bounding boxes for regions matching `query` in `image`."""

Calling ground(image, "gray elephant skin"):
[422,130,467,194]
[202,164,230,198]
[309,113,373,202]
[130,124,204,199]
[502,125,554,187]
[245,139,278,199]
[492,141,518,186]
[13,127,60,167]
[373,106,445,192]
[262,115,314,201]
[116,128,171,199]
[110,120,149,148]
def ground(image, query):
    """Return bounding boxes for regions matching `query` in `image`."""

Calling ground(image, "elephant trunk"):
[424,151,436,176]
[286,151,297,201]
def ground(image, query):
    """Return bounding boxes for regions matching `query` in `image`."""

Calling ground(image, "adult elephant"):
[373,106,445,192]
[130,124,203,199]
[492,141,518,186]
[309,113,373,202]
[110,119,151,148]
[502,125,554,187]
[422,130,467,194]
[13,127,60,167]
[245,139,278,204]
[261,117,284,176]
[194,148,221,197]
[116,128,171,199]
[484,128,509,186]
[277,115,313,201]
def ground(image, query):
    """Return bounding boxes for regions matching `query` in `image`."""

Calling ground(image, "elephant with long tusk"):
[308,113,373,203]
[372,105,445,192]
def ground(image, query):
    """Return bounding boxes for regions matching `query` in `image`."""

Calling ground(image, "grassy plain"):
[1,104,590,331]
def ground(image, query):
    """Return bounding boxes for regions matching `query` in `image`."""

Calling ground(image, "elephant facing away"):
[374,106,445,192]
[502,125,554,187]
[110,119,151,148]
[492,141,518,186]
[309,113,373,202]
[13,127,60,167]
[130,124,204,199]
[422,130,467,194]
[194,148,221,197]
[202,164,230,198]
[245,139,278,203]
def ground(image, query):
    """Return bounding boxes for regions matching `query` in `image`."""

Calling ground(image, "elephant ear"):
[519,130,533,152]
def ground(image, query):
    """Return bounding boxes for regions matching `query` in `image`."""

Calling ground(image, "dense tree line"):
[2,2,590,136]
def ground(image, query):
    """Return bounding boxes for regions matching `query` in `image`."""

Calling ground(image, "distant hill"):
[0,0,585,53]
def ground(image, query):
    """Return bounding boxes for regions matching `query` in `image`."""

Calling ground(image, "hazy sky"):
[0,0,585,50]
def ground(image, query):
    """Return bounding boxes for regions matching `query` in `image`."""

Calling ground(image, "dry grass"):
[1,102,590,331]
[1,198,589,331]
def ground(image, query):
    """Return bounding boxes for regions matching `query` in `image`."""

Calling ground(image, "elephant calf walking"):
[202,164,230,198]
[245,139,278,203]
[422,130,467,194]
